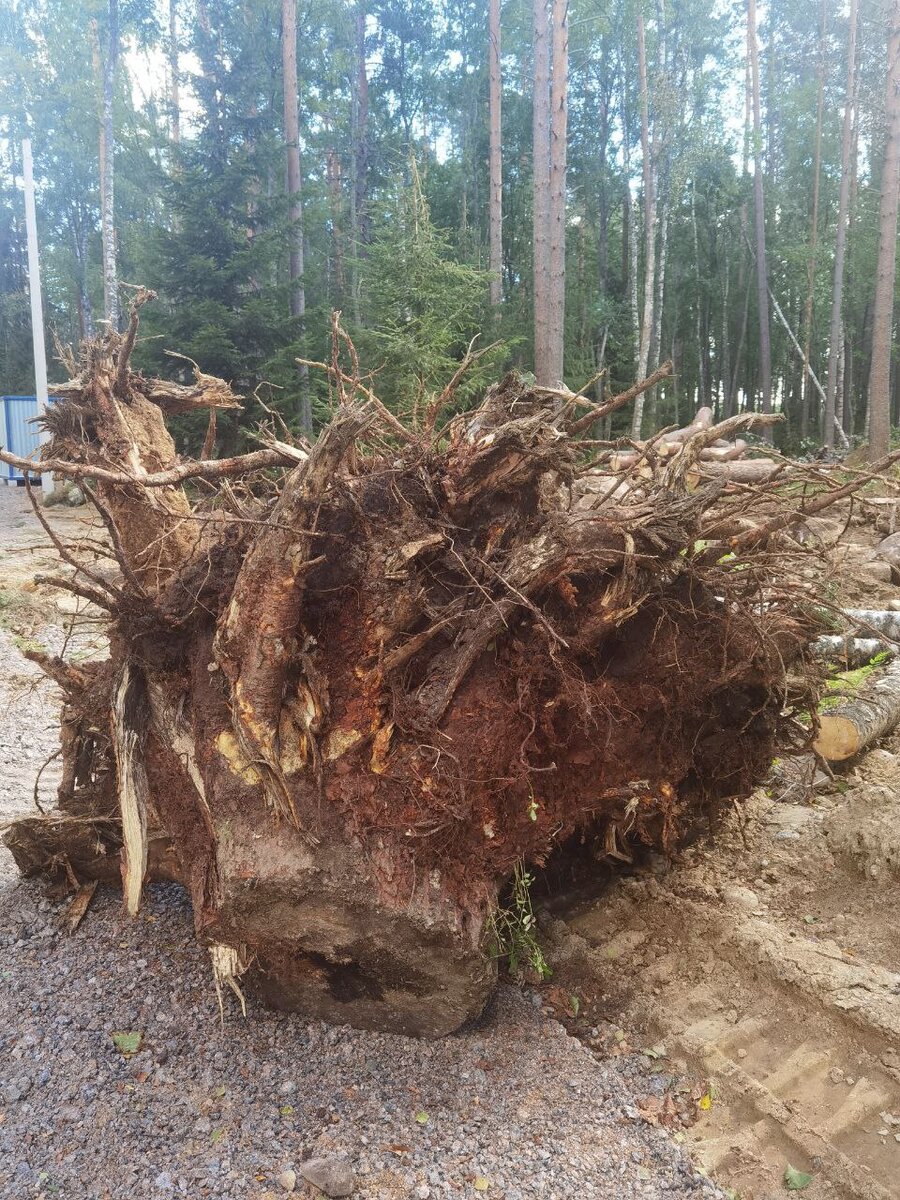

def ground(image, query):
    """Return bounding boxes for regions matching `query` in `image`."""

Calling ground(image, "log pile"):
[3,295,893,1036]
[597,404,780,486]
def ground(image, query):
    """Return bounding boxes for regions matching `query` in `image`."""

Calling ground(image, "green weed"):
[489,861,551,981]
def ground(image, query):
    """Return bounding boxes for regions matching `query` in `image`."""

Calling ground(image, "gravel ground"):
[0,630,63,833]
[0,484,724,1200]
[0,878,724,1200]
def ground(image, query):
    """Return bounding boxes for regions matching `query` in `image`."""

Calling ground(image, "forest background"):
[1,0,898,454]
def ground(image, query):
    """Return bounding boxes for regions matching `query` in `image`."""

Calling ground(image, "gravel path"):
[0,879,723,1200]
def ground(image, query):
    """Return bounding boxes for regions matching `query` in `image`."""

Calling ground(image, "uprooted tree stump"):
[2,294,872,1035]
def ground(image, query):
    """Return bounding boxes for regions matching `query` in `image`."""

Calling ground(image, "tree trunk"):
[532,0,554,379]
[168,0,181,145]
[326,146,345,303]
[546,0,568,386]
[814,660,900,762]
[631,8,657,438]
[282,0,311,433]
[96,1,118,330]
[2,304,829,1036]
[72,217,94,341]
[488,0,503,308]
[800,0,826,441]
[349,4,369,327]
[748,0,772,441]
[824,0,859,450]
[691,179,708,409]
[647,192,668,428]
[532,0,551,383]
[868,0,900,460]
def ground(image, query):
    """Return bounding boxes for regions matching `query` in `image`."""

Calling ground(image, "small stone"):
[277,1168,297,1193]
[736,1048,748,1060]
[774,829,801,842]
[279,1080,296,1095]
[415,1186,431,1199]
[299,1156,356,1198]
[829,1067,845,1084]
[862,560,894,583]
[154,1171,174,1192]
[723,886,760,913]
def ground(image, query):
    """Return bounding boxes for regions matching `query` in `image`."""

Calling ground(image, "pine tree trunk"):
[282,0,311,433]
[349,3,369,327]
[631,9,656,438]
[824,0,859,450]
[326,146,345,303]
[488,0,503,307]
[73,218,94,341]
[748,0,772,441]
[800,0,826,442]
[691,179,707,409]
[546,0,568,386]
[97,1,118,330]
[647,194,668,428]
[532,0,552,383]
[168,0,181,145]
[868,0,900,460]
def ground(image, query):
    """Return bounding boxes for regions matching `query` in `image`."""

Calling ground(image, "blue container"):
[1,395,53,481]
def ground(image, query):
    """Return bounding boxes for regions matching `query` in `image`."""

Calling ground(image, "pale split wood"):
[210,943,249,1021]
[63,879,99,934]
[145,680,217,847]
[112,662,149,917]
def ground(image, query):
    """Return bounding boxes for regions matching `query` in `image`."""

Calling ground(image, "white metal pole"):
[21,138,53,495]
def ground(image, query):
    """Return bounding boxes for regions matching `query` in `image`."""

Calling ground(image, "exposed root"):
[5,300,888,1033]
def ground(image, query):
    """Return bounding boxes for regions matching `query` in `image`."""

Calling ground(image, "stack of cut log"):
[604,406,779,484]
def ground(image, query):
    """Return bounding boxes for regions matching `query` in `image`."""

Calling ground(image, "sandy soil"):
[539,503,900,1200]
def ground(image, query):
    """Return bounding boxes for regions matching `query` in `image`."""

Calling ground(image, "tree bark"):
[868,0,900,460]
[647,192,668,427]
[96,1,119,330]
[488,0,503,307]
[349,2,369,328]
[747,0,772,441]
[690,178,708,410]
[546,0,568,386]
[631,8,657,438]
[800,0,826,441]
[2,306,831,1036]
[532,0,551,383]
[532,0,554,381]
[282,0,311,433]
[814,660,900,762]
[326,146,345,303]
[168,0,181,145]
[824,0,859,450]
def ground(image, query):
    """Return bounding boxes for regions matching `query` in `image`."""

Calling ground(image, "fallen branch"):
[0,446,303,489]
[567,361,674,435]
